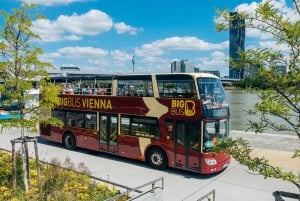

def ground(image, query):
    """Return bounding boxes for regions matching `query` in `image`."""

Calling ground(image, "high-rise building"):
[229,12,245,79]
[171,60,194,73]
[171,60,181,72]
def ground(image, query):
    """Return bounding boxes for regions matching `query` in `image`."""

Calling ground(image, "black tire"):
[147,147,168,170]
[63,133,76,150]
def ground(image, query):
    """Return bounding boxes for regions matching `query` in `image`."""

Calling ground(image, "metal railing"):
[273,191,300,201]
[105,177,164,201]
[196,189,216,201]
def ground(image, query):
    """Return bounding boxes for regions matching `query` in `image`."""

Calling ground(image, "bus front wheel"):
[63,133,76,150]
[147,147,167,170]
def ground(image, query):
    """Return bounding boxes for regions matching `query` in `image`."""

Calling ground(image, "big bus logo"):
[171,100,195,117]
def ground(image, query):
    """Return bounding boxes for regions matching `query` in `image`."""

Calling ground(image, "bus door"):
[174,121,201,170]
[99,115,118,153]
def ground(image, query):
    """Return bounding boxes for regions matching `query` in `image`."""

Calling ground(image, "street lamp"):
[132,56,135,73]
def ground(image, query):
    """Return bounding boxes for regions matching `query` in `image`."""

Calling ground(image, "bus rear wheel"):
[147,147,167,170]
[63,133,76,150]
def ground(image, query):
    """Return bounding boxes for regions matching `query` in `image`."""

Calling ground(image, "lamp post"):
[132,56,135,73]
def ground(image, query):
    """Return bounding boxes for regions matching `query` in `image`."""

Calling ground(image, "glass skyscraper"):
[229,12,245,79]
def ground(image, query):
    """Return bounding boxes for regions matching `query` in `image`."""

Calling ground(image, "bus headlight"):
[205,158,217,166]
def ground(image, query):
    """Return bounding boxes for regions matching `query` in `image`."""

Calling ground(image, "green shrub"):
[0,151,128,201]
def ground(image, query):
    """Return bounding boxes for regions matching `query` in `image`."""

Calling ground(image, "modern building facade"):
[171,60,194,73]
[229,12,245,79]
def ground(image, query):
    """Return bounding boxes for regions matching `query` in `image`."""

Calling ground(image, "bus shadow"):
[37,137,225,180]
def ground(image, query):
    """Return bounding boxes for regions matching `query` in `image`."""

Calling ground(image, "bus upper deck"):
[50,72,229,116]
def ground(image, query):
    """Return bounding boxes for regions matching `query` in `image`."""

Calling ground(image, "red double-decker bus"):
[40,73,230,174]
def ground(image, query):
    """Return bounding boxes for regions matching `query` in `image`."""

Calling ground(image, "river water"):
[225,89,296,136]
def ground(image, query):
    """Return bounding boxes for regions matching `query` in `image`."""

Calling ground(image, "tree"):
[0,4,61,191]
[215,0,300,199]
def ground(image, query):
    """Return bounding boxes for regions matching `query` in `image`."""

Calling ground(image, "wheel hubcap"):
[151,152,162,165]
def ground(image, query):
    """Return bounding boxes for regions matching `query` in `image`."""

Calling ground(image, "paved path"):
[0,128,299,201]
[231,130,300,171]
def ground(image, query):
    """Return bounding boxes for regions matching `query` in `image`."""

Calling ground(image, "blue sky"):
[1,0,298,76]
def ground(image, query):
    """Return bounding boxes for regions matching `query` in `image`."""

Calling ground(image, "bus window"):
[85,113,97,130]
[66,111,84,128]
[190,123,200,150]
[121,115,160,138]
[52,110,66,123]
[132,117,160,138]
[198,77,227,105]
[120,116,130,135]
[197,77,229,118]
[176,123,186,146]
[117,75,153,97]
[165,120,174,139]
[110,116,118,142]
[156,74,196,98]
[100,116,108,141]
[203,120,229,151]
[95,81,112,95]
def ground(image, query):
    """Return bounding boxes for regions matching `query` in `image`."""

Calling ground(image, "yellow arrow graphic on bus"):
[143,97,168,117]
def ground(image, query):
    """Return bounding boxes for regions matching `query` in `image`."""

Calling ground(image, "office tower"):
[171,60,194,73]
[229,12,245,79]
[171,60,181,73]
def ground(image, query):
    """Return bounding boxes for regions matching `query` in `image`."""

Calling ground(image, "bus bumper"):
[201,152,231,174]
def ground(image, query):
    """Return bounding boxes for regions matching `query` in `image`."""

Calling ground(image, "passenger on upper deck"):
[74,84,81,94]
[65,83,74,94]
[82,85,92,95]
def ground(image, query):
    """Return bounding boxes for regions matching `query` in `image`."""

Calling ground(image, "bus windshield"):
[203,120,229,151]
[197,77,229,119]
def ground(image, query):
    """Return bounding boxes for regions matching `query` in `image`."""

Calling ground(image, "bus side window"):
[190,123,200,150]
[165,120,174,139]
[176,123,186,145]
[120,117,130,134]
[85,113,96,130]
[52,110,66,124]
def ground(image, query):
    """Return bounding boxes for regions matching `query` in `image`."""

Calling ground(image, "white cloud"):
[135,36,228,57]
[114,22,143,35]
[258,40,289,51]
[57,46,109,58]
[32,10,113,42]
[235,0,300,40]
[22,0,88,6]
[32,9,141,42]
[195,51,228,75]
[57,10,112,35]
[32,19,63,42]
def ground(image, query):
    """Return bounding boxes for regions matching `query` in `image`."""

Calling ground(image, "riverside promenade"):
[0,127,299,201]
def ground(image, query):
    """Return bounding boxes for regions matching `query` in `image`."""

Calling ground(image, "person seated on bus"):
[74,84,81,94]
[127,85,137,96]
[82,85,92,95]
[97,88,106,95]
[61,83,66,94]
[203,128,212,149]
[65,83,74,94]
[203,128,217,150]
